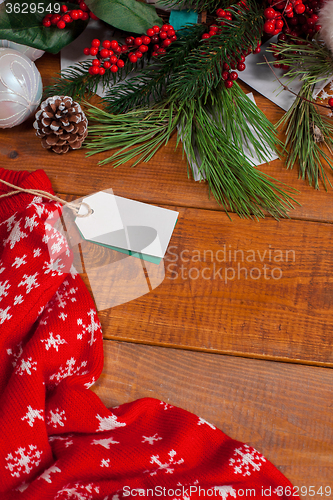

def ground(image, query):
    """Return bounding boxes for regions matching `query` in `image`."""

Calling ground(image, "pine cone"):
[33,96,88,154]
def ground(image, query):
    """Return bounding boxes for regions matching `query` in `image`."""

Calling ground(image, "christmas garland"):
[3,0,333,219]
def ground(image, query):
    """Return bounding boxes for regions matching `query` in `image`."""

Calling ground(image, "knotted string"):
[0,178,92,218]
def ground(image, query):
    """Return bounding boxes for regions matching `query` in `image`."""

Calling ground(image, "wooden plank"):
[77,206,333,366]
[1,53,333,223]
[92,341,333,495]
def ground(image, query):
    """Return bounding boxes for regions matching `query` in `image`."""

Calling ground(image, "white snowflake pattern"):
[12,255,27,269]
[15,482,29,492]
[146,449,184,476]
[0,306,12,324]
[34,248,42,258]
[160,401,174,410]
[47,408,67,428]
[38,465,61,483]
[4,221,28,249]
[0,262,5,274]
[142,433,162,445]
[43,258,65,277]
[49,435,73,447]
[84,377,96,389]
[18,273,39,294]
[0,213,17,232]
[50,238,66,255]
[96,413,126,432]
[21,406,44,427]
[91,437,119,449]
[49,357,88,385]
[197,417,216,430]
[14,295,24,306]
[229,444,266,477]
[55,482,100,500]
[25,214,38,232]
[28,196,44,217]
[15,357,37,376]
[41,331,66,352]
[100,459,110,468]
[7,342,23,367]
[214,486,237,500]
[0,280,10,301]
[59,312,67,321]
[53,285,78,309]
[77,309,100,346]
[5,444,43,477]
[42,234,50,244]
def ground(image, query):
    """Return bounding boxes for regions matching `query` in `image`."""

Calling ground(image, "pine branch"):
[159,0,232,13]
[103,24,206,113]
[167,0,264,102]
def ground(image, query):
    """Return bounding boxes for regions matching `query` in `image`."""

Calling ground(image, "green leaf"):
[0,0,89,54]
[85,0,162,34]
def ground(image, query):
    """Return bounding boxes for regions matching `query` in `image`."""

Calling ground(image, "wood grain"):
[92,340,333,495]
[0,54,333,223]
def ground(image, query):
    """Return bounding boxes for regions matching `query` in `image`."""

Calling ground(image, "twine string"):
[0,178,92,218]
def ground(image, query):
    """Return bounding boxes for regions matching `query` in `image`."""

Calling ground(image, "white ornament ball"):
[318,0,333,53]
[0,40,44,61]
[0,48,43,128]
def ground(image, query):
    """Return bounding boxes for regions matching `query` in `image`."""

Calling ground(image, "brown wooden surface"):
[1,52,333,491]
[92,341,333,496]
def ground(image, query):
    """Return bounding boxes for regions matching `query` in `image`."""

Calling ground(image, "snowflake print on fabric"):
[18,273,39,294]
[53,284,78,309]
[4,221,28,249]
[13,295,24,305]
[5,445,43,478]
[47,408,67,428]
[100,459,110,468]
[15,358,37,376]
[142,434,162,445]
[38,465,61,483]
[55,482,100,500]
[146,450,184,476]
[40,331,66,352]
[21,406,44,427]
[27,196,44,217]
[49,358,88,386]
[0,305,12,324]
[0,213,17,232]
[43,258,65,277]
[7,342,23,367]
[198,417,216,430]
[214,486,237,500]
[33,248,42,258]
[160,402,174,410]
[24,214,38,233]
[0,280,10,301]
[91,437,119,449]
[49,435,73,447]
[12,255,27,269]
[77,309,101,346]
[96,414,126,432]
[59,312,67,321]
[229,444,266,477]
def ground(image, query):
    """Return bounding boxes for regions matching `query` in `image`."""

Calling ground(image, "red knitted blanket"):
[0,168,296,499]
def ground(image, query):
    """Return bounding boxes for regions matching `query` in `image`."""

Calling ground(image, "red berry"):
[171,35,177,41]
[102,40,111,49]
[314,24,321,32]
[225,80,234,88]
[51,14,61,24]
[152,51,158,57]
[167,29,175,37]
[100,49,110,58]
[62,14,71,23]
[110,55,118,64]
[295,3,305,13]
[117,59,125,68]
[134,37,142,46]
[264,20,275,33]
[111,65,118,73]
[99,67,105,75]
[90,65,100,75]
[216,8,226,17]
[151,35,159,43]
[223,62,230,70]
[275,19,284,29]
[42,19,51,27]
[91,39,100,47]
[210,25,218,31]
[139,44,148,53]
[253,47,261,54]
[135,51,143,58]
[60,5,68,13]
[142,36,151,45]
[129,54,138,63]
[153,44,160,51]
[157,48,166,54]
[110,40,119,49]
[89,12,99,20]
[237,62,246,71]
[146,28,155,37]
[229,71,238,80]
[126,37,134,45]
[114,46,122,54]
[89,47,98,56]
[201,33,210,39]
[57,20,66,29]
[121,45,128,52]
[159,31,168,40]
[264,7,275,19]
[222,70,229,80]
[162,39,172,48]
[92,59,100,66]
[103,61,111,69]
[153,25,160,33]
[79,2,89,11]
[161,24,171,31]
[81,12,89,20]
[70,10,79,20]
[328,98,333,108]
[77,10,83,18]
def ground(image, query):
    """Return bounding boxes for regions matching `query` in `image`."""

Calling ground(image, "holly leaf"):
[85,0,162,34]
[0,0,89,54]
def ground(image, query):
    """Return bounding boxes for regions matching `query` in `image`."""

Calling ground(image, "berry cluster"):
[42,2,98,29]
[84,24,177,75]
[329,98,333,111]
[263,0,323,37]
[200,7,261,89]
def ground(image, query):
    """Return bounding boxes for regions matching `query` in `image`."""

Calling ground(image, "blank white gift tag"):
[75,191,178,261]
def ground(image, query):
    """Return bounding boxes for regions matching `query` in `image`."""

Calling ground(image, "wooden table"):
[1,53,332,496]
